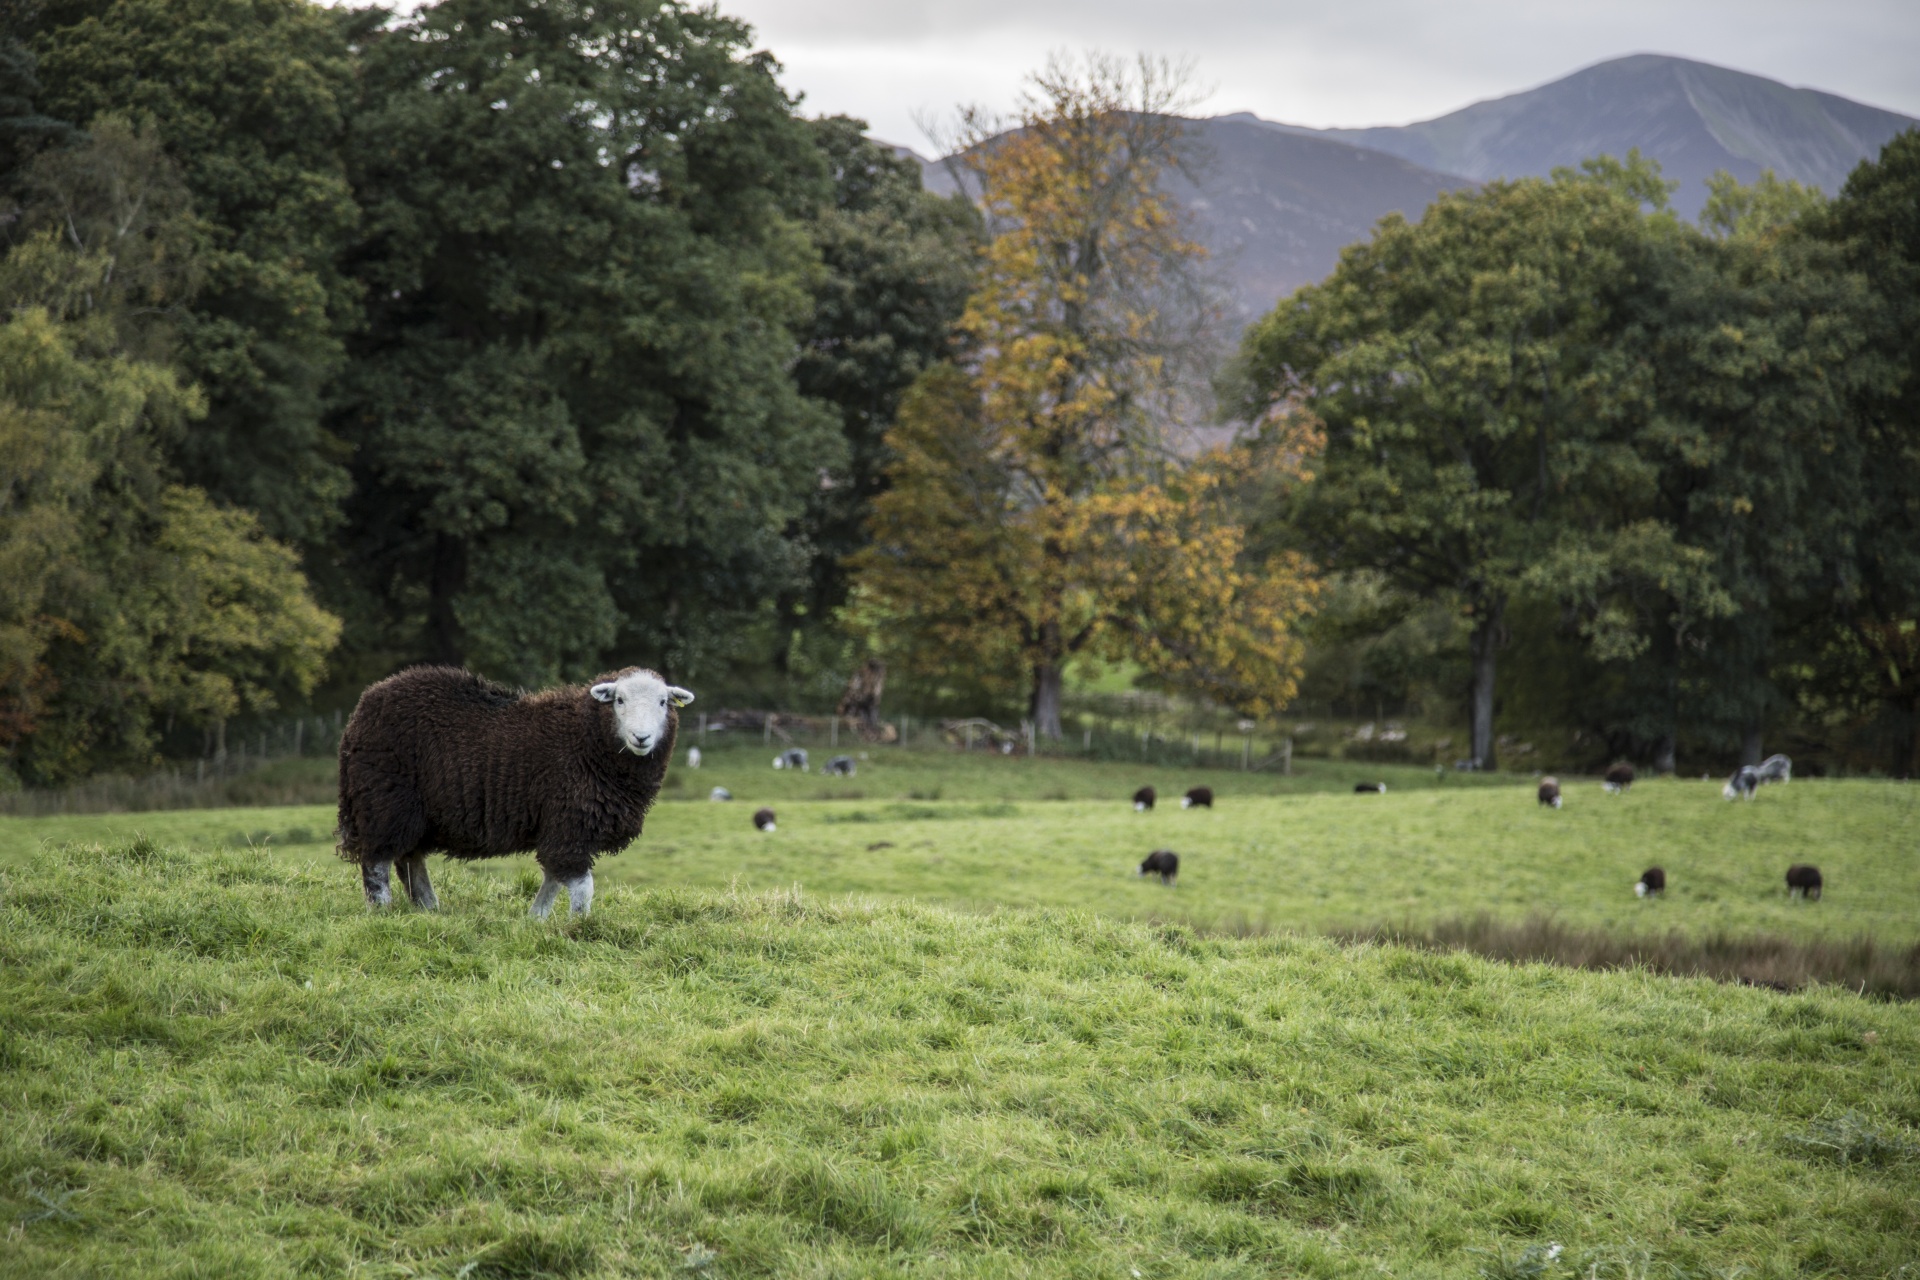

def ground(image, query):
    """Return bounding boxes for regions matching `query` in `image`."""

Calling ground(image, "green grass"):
[2,840,1915,1277]
[5,763,1914,949]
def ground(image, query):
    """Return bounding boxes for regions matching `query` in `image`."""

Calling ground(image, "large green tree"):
[1807,130,1920,771]
[788,116,979,623]
[329,0,842,687]
[1235,159,1680,768]
[0,121,337,783]
[18,0,363,547]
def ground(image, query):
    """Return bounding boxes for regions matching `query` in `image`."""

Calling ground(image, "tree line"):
[1232,145,1920,774]
[2,1,1916,783]
[1,0,978,783]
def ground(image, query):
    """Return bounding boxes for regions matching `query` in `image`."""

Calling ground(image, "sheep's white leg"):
[362,860,393,908]
[530,874,563,919]
[565,871,594,916]
[397,854,438,910]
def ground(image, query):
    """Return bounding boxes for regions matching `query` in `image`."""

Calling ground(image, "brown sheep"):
[1133,786,1156,812]
[337,665,691,918]
[753,807,777,832]
[1603,762,1636,794]
[1636,866,1665,897]
[1538,777,1562,808]
[1182,786,1214,809]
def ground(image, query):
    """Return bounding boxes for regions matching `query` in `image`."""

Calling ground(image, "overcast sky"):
[717,0,1920,149]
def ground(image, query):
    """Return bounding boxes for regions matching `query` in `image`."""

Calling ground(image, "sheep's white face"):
[590,670,693,756]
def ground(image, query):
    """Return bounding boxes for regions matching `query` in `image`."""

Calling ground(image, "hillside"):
[2,840,1914,1276]
[911,123,1465,322]
[1241,53,1918,217]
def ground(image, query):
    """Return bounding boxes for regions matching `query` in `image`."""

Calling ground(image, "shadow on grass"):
[1329,913,1920,1001]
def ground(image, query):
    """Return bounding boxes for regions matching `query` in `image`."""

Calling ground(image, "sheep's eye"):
[659,698,666,706]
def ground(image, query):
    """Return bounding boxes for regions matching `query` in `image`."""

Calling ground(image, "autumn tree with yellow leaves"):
[847,55,1318,737]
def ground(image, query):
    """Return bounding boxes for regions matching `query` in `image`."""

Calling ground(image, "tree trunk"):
[836,659,887,735]
[1909,693,1920,779]
[1741,726,1763,767]
[1654,733,1676,775]
[1031,661,1063,740]
[1466,597,1504,770]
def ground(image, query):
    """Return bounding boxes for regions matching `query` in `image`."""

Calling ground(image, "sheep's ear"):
[590,682,617,703]
[667,686,695,707]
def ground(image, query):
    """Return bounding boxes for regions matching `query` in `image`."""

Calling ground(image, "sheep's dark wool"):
[1353,782,1386,794]
[1182,786,1213,809]
[1603,762,1635,793]
[1537,777,1562,808]
[1132,786,1156,811]
[823,755,856,777]
[337,665,680,915]
[1786,864,1823,900]
[753,807,777,832]
[1636,866,1666,896]
[1138,849,1179,884]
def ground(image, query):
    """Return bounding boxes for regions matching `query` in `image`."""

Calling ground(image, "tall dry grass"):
[1337,913,1920,1000]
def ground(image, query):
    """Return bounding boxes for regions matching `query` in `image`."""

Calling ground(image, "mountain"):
[1168,119,1470,322]
[1230,54,1918,217]
[907,121,1468,323]
[895,55,1915,323]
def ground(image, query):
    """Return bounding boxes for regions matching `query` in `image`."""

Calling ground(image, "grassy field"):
[5,750,1914,950]
[2,839,1916,1278]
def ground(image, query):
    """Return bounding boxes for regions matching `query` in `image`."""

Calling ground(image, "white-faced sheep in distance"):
[1754,753,1792,784]
[1786,864,1823,900]
[709,786,733,802]
[1181,786,1213,809]
[336,665,692,918]
[1353,781,1386,794]
[687,746,702,769]
[1603,762,1635,794]
[1724,766,1760,801]
[753,807,777,832]
[773,748,809,772]
[822,755,856,777]
[1139,849,1179,884]
[1538,777,1562,808]
[1635,866,1666,897]
[1133,786,1156,812]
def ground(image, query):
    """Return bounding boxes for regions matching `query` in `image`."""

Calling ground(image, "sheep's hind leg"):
[362,860,394,908]
[396,854,439,910]
[529,869,594,918]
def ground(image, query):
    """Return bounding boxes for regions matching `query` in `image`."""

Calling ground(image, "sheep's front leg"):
[362,860,393,908]
[530,869,593,918]
[396,854,439,910]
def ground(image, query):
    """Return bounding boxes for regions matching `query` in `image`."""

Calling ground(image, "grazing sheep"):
[1181,786,1214,809]
[1635,866,1666,897]
[1754,753,1792,784]
[1138,849,1179,885]
[1133,786,1156,812]
[1538,777,1562,808]
[1723,766,1760,801]
[1786,864,1823,900]
[687,746,702,769]
[773,748,809,772]
[709,786,733,802]
[1603,762,1635,794]
[337,665,692,918]
[1353,781,1386,794]
[822,755,856,777]
[753,807,777,832]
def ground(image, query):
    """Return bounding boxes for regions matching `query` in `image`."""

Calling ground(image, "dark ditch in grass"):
[1329,914,1920,1001]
